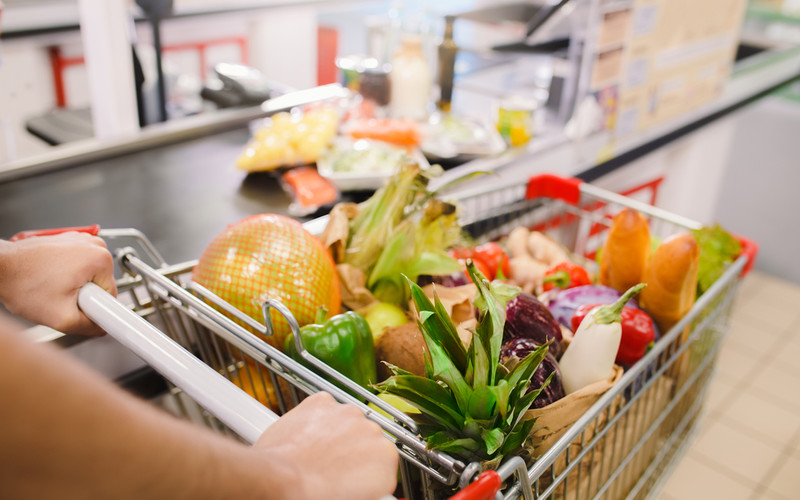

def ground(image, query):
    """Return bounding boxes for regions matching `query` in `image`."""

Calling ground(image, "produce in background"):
[692,224,742,296]
[571,303,657,367]
[500,338,565,408]
[280,166,339,217]
[318,138,417,175]
[344,117,421,147]
[284,308,377,394]
[192,214,341,350]
[599,208,651,293]
[546,284,640,329]
[236,108,340,172]
[559,284,646,394]
[377,261,552,464]
[640,232,700,332]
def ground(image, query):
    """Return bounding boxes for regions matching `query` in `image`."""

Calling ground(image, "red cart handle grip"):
[525,174,582,205]
[9,224,101,242]
[448,470,502,500]
[735,235,758,278]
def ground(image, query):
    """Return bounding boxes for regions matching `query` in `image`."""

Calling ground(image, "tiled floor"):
[654,270,800,500]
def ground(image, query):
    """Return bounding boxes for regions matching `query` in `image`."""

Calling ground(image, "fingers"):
[304,391,336,405]
[57,311,107,337]
[89,246,117,298]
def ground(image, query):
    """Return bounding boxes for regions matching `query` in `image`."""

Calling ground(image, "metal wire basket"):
[58,174,755,500]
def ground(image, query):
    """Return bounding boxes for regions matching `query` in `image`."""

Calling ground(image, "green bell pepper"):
[284,308,378,390]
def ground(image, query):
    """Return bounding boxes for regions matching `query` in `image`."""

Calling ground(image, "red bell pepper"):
[542,261,592,291]
[570,303,656,367]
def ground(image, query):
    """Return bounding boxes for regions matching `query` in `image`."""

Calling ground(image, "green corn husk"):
[376,260,551,464]
[342,162,484,307]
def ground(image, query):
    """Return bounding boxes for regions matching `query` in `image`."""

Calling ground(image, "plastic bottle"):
[389,34,432,121]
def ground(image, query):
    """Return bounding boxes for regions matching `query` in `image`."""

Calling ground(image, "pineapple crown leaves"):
[376,262,550,463]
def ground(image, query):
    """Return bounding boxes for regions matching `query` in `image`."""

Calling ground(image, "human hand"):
[0,232,116,335]
[253,392,398,500]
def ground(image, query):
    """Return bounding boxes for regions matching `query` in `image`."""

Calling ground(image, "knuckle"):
[338,403,364,420]
[309,391,335,405]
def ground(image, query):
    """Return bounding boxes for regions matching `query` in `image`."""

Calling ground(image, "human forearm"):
[0,316,293,499]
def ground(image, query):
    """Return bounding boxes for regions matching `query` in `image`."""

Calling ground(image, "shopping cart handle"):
[448,470,502,500]
[525,174,582,205]
[9,224,101,241]
[77,283,280,444]
[735,235,759,278]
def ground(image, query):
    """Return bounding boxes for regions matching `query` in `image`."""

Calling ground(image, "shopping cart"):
[23,174,756,499]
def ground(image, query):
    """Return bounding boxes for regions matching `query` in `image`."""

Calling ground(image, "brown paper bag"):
[524,365,624,458]
[319,202,359,263]
[419,283,477,323]
[522,367,675,500]
[336,264,378,312]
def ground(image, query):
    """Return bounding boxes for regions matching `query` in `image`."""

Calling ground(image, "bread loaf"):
[599,208,651,293]
[640,232,700,332]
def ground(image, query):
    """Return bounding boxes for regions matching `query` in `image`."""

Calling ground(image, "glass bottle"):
[389,34,432,120]
[437,15,457,112]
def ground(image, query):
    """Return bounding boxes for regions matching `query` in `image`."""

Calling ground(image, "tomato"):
[472,242,511,280]
[469,256,493,281]
[448,247,475,260]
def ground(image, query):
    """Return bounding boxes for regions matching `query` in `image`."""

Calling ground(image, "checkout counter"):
[1,1,799,373]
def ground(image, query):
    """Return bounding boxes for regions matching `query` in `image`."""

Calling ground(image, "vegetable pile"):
[330,162,473,306]
[377,262,552,463]
[196,165,746,473]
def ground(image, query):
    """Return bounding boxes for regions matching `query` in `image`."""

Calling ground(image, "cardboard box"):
[586,0,747,136]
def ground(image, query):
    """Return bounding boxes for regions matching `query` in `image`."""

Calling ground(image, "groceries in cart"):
[7,161,755,499]
[55,164,747,500]
[181,161,748,485]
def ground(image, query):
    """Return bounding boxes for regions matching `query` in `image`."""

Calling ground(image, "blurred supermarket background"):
[1,1,800,498]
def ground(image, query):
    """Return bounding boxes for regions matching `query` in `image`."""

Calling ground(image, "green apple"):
[360,302,408,340]
[368,392,420,418]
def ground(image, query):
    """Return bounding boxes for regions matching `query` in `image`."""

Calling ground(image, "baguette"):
[599,208,651,293]
[640,232,700,332]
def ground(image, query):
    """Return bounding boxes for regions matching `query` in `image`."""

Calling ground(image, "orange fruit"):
[229,361,279,409]
[193,214,341,350]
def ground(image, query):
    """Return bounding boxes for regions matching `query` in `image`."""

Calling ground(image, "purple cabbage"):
[546,285,640,329]
[500,338,565,409]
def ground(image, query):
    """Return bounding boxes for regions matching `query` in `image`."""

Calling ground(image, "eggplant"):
[546,285,640,329]
[417,272,469,288]
[500,338,565,409]
[504,293,563,359]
